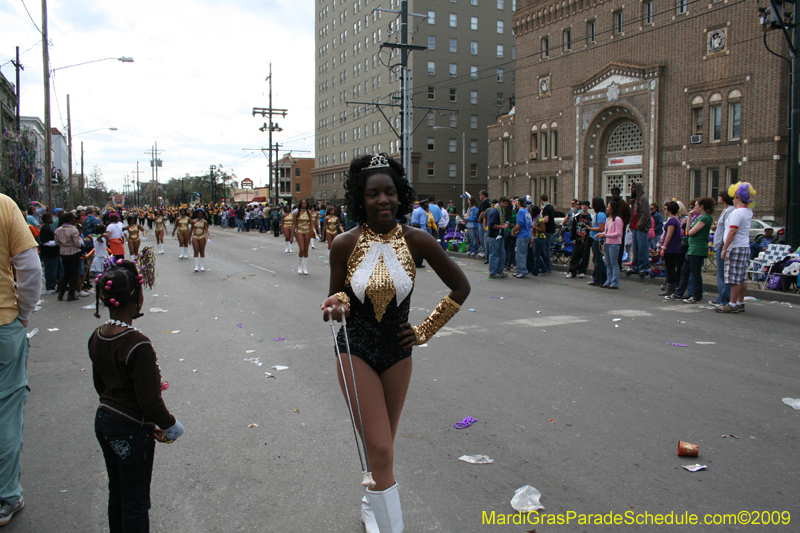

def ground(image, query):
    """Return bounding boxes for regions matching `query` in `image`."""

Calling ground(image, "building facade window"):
[471,41,478,54]
[691,96,704,136]
[550,127,558,158]
[449,138,457,152]
[502,136,510,164]
[497,20,504,34]
[450,88,457,102]
[644,1,653,24]
[530,125,539,159]
[497,68,504,82]
[729,101,741,140]
[471,16,478,30]
[541,131,548,159]
[450,38,457,52]
[677,0,688,14]
[449,113,458,127]
[587,20,596,43]
[497,44,504,57]
[471,65,478,79]
[450,63,457,77]
[428,10,435,24]
[428,162,435,176]
[470,164,478,177]
[427,137,435,150]
[449,164,458,177]
[613,10,624,35]
[470,139,478,153]
[470,115,478,129]
[428,86,435,100]
[710,104,722,141]
[450,13,457,27]
[709,168,720,199]
[427,111,435,126]
[470,90,478,103]
[690,169,703,199]
[428,36,435,49]
[726,167,739,188]
[563,29,571,51]
[497,0,504,9]
[541,36,550,58]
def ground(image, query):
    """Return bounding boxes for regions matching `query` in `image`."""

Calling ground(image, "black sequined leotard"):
[336,224,416,374]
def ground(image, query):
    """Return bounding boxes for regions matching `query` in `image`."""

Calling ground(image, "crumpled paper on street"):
[510,485,544,513]
[782,398,800,410]
[150,308,168,313]
[458,454,494,464]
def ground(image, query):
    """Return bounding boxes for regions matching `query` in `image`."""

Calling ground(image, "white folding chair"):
[747,244,792,289]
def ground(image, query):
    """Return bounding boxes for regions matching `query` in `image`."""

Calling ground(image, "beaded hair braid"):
[93,260,145,320]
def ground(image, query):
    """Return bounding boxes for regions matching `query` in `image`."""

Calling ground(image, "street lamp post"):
[434,126,466,215]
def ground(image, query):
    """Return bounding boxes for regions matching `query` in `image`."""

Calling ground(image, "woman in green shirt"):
[668,196,716,303]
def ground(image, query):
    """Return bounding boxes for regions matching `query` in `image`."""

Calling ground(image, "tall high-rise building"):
[313,0,517,208]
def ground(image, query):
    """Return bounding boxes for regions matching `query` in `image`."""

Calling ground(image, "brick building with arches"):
[487,0,790,220]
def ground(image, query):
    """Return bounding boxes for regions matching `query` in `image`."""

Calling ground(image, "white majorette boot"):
[131,255,137,262]
[200,258,205,272]
[302,257,308,275]
[311,238,316,249]
[367,482,404,533]
[361,488,380,533]
[289,242,293,253]
[298,257,303,274]
[194,257,199,272]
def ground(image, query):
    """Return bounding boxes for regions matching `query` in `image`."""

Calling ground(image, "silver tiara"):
[365,154,390,170]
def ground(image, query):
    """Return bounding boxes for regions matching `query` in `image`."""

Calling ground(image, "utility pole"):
[253,63,288,207]
[41,0,53,208]
[145,143,163,207]
[67,94,73,202]
[209,165,216,204]
[80,141,84,202]
[132,162,144,208]
[372,2,427,182]
[12,46,22,133]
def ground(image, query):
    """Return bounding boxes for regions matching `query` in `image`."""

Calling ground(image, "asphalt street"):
[8,224,800,533]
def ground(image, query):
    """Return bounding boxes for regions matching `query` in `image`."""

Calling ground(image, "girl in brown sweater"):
[89,260,184,531]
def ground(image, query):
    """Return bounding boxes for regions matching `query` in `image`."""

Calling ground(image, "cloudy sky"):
[1,0,315,193]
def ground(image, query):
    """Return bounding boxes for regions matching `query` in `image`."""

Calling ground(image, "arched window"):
[530,125,539,160]
[540,123,548,159]
[606,122,643,153]
[502,131,510,165]
[691,96,704,136]
[550,121,559,158]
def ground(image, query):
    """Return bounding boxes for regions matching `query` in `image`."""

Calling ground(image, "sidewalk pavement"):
[446,250,800,303]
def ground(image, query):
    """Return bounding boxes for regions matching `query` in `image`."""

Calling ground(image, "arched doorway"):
[601,121,643,203]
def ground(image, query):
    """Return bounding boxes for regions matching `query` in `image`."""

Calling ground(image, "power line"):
[19,0,42,35]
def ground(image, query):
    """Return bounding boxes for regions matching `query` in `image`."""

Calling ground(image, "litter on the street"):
[149,308,168,313]
[721,434,739,439]
[458,454,494,464]
[273,337,286,341]
[247,423,259,428]
[696,341,716,345]
[454,416,477,429]
[26,328,38,339]
[272,365,289,371]
[667,343,688,347]
[510,485,545,513]
[47,328,59,332]
[82,305,95,309]
[612,318,622,322]
[245,350,256,353]
[677,440,699,457]
[782,397,800,410]
[244,358,263,367]
[683,464,707,472]
[264,372,275,378]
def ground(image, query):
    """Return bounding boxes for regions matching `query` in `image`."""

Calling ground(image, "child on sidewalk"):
[89,260,184,531]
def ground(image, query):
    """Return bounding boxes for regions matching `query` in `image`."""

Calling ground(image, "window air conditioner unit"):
[690,135,702,144]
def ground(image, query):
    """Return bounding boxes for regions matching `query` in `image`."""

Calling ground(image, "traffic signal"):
[759,1,793,32]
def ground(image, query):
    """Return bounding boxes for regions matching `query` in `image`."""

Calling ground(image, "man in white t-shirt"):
[718,183,755,314]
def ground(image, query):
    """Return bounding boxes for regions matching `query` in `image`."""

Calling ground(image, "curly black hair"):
[94,260,144,320]
[343,153,416,224]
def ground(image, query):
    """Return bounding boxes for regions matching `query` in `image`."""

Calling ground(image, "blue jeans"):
[531,237,547,275]
[95,409,155,533]
[488,237,505,275]
[649,235,660,250]
[715,246,731,305]
[592,238,607,284]
[478,225,487,255]
[515,237,530,276]
[236,219,245,232]
[604,243,621,287]
[632,229,650,272]
[467,227,479,254]
[0,319,28,507]
[675,254,704,299]
[543,233,554,271]
[43,256,60,290]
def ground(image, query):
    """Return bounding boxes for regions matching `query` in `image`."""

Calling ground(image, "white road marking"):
[607,309,653,317]
[249,264,276,274]
[511,316,589,328]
